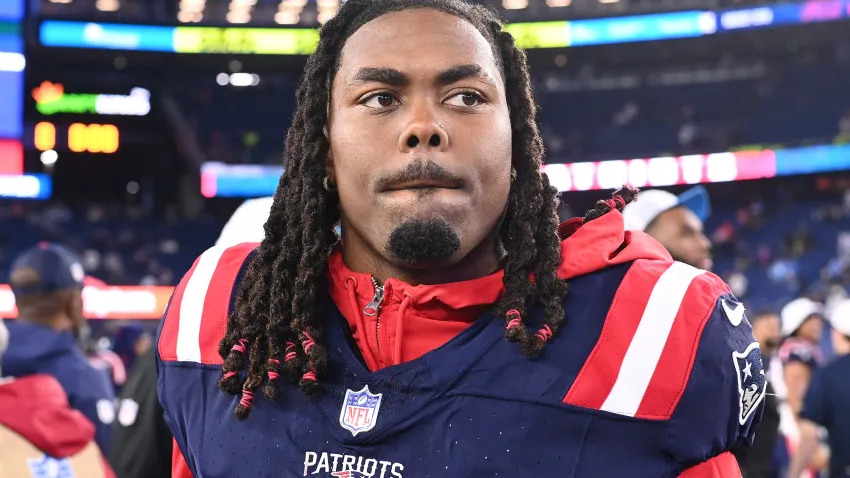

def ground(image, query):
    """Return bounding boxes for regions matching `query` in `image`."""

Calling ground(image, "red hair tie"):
[536,325,553,343]
[239,390,255,409]
[505,309,522,329]
[222,371,238,380]
[231,338,249,354]
[302,370,317,381]
[301,332,316,354]
[267,358,280,380]
[611,195,626,209]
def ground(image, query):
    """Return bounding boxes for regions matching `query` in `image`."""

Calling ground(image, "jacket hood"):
[0,374,95,457]
[327,209,671,371]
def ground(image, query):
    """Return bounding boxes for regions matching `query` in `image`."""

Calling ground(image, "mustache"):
[375,159,465,192]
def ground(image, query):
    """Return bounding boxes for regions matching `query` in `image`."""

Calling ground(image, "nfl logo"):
[339,385,383,437]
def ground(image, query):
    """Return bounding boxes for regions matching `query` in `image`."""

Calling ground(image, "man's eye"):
[445,92,484,107]
[362,93,399,108]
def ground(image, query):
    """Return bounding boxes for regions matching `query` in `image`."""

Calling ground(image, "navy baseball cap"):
[10,243,86,296]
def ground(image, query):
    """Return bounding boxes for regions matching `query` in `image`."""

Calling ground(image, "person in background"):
[0,319,116,477]
[109,346,172,478]
[734,311,782,478]
[788,298,850,478]
[779,298,825,422]
[2,243,116,455]
[621,185,713,270]
[777,297,826,477]
[112,324,152,374]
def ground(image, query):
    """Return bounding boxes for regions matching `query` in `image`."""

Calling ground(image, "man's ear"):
[324,130,334,181]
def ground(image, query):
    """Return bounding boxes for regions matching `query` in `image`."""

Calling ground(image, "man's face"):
[327,8,512,269]
[646,207,712,270]
[752,314,781,356]
[798,314,823,343]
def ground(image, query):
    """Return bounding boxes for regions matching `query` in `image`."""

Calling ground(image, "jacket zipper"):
[363,276,385,357]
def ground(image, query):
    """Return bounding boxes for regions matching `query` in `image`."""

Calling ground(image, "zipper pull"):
[363,278,384,317]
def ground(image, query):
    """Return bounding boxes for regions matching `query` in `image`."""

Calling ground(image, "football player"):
[157,1,765,476]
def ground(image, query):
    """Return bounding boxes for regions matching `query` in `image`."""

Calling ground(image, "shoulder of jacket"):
[157,242,259,365]
[565,259,731,420]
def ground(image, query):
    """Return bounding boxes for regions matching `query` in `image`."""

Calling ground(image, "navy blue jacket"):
[3,321,115,454]
[158,215,766,478]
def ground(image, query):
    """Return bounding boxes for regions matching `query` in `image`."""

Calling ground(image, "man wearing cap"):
[775,298,826,477]
[621,185,713,270]
[788,298,850,478]
[2,243,115,454]
[779,298,825,421]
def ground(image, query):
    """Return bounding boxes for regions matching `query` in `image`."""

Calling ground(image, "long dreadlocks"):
[217,0,637,419]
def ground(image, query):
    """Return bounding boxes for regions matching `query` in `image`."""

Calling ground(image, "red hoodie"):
[327,212,672,371]
[0,374,116,478]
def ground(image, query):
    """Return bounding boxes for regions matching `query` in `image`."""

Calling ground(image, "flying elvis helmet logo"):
[732,341,768,426]
[339,385,383,437]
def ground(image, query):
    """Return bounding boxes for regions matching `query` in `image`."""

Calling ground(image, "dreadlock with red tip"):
[216,0,638,420]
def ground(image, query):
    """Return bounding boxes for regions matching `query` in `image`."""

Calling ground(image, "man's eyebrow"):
[349,64,497,88]
[352,67,408,86]
[436,64,498,87]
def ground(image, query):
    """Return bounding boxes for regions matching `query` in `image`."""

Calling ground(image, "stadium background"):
[0,0,849,474]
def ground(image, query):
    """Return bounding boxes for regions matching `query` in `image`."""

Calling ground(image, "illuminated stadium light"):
[40,150,58,166]
[96,0,120,11]
[0,52,25,73]
[598,0,620,3]
[48,0,73,3]
[276,0,305,25]
[178,0,206,23]
[216,73,230,85]
[546,0,572,6]
[227,0,256,24]
[503,0,528,9]
[317,0,340,24]
[228,72,259,86]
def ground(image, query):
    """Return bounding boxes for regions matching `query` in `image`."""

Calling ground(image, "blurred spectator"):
[622,186,713,270]
[2,244,116,454]
[109,348,172,478]
[789,299,850,478]
[112,324,152,374]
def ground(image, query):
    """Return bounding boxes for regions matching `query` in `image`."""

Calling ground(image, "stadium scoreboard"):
[24,80,152,156]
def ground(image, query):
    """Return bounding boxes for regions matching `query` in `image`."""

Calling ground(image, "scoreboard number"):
[34,122,120,154]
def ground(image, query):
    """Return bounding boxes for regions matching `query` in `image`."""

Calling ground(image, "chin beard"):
[386,219,461,265]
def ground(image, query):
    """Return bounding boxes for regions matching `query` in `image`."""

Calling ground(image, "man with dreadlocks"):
[157,1,766,476]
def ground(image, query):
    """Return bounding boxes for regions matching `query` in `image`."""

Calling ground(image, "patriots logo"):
[732,342,767,426]
[330,472,369,478]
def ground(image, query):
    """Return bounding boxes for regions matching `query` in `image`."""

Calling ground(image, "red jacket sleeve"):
[172,440,193,478]
[679,452,741,477]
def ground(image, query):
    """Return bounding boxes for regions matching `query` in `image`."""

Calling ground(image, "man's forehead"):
[657,206,703,230]
[336,9,500,84]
